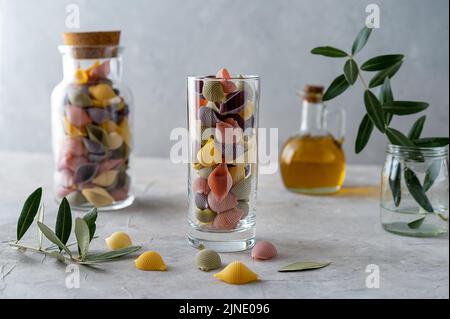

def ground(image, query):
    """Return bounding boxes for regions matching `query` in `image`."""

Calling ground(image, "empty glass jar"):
[51,31,134,210]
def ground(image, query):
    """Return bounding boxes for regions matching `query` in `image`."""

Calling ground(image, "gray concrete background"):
[0,0,448,164]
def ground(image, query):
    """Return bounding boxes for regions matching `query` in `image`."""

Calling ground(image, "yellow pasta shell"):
[135,251,167,271]
[213,261,258,284]
[105,231,132,250]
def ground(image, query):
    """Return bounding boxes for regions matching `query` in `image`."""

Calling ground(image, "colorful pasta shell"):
[202,80,225,102]
[251,241,277,261]
[207,163,232,203]
[212,207,242,229]
[81,187,114,207]
[105,231,132,250]
[196,249,221,271]
[208,192,237,213]
[195,208,217,223]
[231,177,252,200]
[213,261,258,285]
[135,251,167,271]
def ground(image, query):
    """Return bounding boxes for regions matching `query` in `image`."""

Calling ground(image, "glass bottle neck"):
[299,100,326,136]
[61,55,122,82]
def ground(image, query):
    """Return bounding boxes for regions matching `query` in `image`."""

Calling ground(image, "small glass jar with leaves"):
[311,26,449,237]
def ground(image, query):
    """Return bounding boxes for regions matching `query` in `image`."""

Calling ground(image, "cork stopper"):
[62,31,121,59]
[303,85,324,103]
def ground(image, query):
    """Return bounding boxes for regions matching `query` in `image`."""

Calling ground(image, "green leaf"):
[404,168,434,213]
[323,74,350,101]
[369,61,403,88]
[355,114,374,154]
[17,187,43,242]
[49,251,66,263]
[83,208,98,242]
[352,27,372,55]
[379,78,394,124]
[408,116,426,140]
[55,198,72,246]
[37,222,72,257]
[364,90,386,133]
[344,59,358,85]
[361,54,404,71]
[423,160,441,192]
[386,128,416,147]
[86,246,142,262]
[408,216,426,229]
[279,261,332,272]
[37,204,45,250]
[413,137,449,148]
[75,218,90,260]
[382,101,429,115]
[311,46,348,57]
[389,160,402,207]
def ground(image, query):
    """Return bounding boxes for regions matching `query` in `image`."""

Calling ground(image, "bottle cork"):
[303,85,324,103]
[62,31,121,59]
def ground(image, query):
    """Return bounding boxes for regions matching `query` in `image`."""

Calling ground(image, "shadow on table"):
[335,186,379,199]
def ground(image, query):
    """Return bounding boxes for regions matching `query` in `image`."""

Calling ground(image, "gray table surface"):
[0,152,448,299]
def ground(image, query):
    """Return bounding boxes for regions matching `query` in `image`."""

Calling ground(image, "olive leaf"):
[37,204,44,250]
[364,90,386,133]
[311,46,348,58]
[386,128,416,147]
[352,26,372,55]
[355,114,374,154]
[55,197,72,246]
[408,115,426,140]
[86,246,141,262]
[279,261,332,272]
[423,161,441,192]
[382,101,429,115]
[17,187,42,242]
[323,74,350,101]
[413,137,449,148]
[83,208,98,242]
[49,251,66,263]
[404,168,434,213]
[389,160,402,207]
[369,61,403,88]
[75,218,91,260]
[379,77,394,124]
[408,216,426,229]
[37,222,72,257]
[344,59,358,85]
[361,54,404,71]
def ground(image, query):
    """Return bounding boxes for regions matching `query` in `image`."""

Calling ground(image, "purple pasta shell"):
[214,140,245,162]
[87,108,109,124]
[199,107,219,127]
[82,138,105,154]
[195,193,208,210]
[219,90,247,115]
[218,114,245,130]
[74,163,99,184]
[87,152,107,162]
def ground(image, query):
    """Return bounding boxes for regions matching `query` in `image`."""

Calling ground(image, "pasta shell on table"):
[198,166,214,179]
[92,170,119,187]
[196,249,221,272]
[86,124,110,147]
[219,90,247,115]
[63,117,87,137]
[207,192,237,213]
[251,241,278,261]
[192,177,210,195]
[105,231,132,250]
[87,108,109,124]
[135,251,167,271]
[82,138,105,154]
[213,261,258,285]
[81,187,114,207]
[68,86,92,107]
[65,105,92,128]
[74,163,99,184]
[108,132,123,150]
[66,191,87,206]
[202,80,225,102]
[199,106,219,127]
[231,177,252,200]
[207,163,233,202]
[88,83,117,101]
[229,165,246,185]
[194,193,209,210]
[195,208,217,223]
[197,139,222,167]
[212,208,242,230]
[237,200,250,219]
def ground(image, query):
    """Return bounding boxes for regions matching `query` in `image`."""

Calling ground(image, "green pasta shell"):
[230,177,252,200]
[196,249,221,272]
[202,81,225,102]
[68,87,92,107]
[196,208,217,223]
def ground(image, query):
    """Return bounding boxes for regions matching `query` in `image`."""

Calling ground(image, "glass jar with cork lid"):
[280,85,346,194]
[51,31,134,210]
